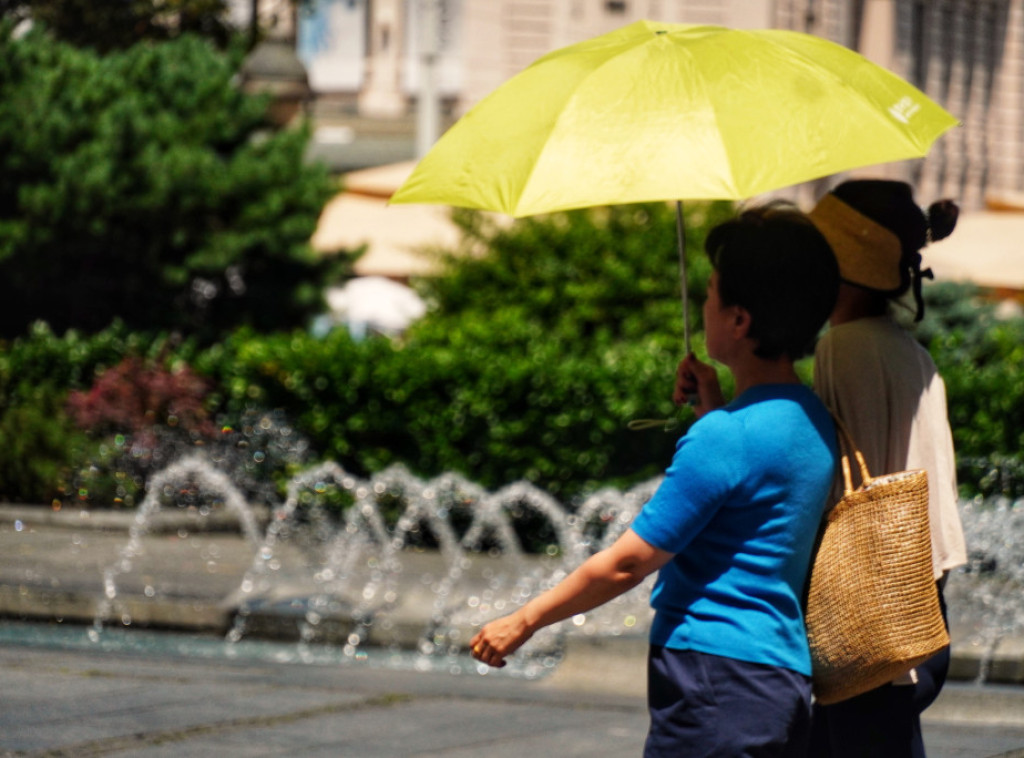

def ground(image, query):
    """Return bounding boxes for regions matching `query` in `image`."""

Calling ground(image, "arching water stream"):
[89,453,1022,682]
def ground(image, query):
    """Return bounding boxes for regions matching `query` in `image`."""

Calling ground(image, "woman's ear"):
[731,306,752,340]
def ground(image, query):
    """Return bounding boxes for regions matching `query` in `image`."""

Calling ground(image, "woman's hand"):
[673,353,725,418]
[468,531,672,668]
[470,610,533,668]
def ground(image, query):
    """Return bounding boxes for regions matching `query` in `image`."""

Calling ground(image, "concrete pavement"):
[4,625,1024,758]
[2,504,1024,757]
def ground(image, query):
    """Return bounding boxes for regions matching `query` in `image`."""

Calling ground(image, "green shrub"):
[421,202,730,345]
[1,0,234,52]
[10,211,1024,513]
[900,282,1024,498]
[0,379,89,504]
[0,323,194,504]
[0,26,344,342]
[0,322,300,506]
[195,324,688,501]
[193,202,738,501]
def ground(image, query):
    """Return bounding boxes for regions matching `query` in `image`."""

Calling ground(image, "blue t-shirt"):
[630,383,837,676]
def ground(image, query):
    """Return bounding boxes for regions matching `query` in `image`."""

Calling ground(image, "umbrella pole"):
[676,200,690,355]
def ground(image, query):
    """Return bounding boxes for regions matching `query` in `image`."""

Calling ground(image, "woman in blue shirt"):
[471,204,839,757]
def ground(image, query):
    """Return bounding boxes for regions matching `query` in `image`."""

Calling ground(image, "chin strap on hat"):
[910,257,934,322]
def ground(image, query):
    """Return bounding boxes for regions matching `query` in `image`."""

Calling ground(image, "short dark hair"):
[705,203,839,361]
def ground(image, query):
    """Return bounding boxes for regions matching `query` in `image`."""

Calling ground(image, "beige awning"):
[312,192,459,278]
[343,160,420,198]
[311,160,493,279]
[926,210,1024,292]
[312,161,451,278]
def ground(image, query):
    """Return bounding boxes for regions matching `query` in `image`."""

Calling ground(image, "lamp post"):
[239,4,312,128]
[416,0,441,158]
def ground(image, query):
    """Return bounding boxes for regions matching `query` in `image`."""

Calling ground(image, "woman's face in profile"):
[702,271,730,363]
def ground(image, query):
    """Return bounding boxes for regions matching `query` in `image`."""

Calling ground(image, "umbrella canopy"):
[391,20,958,217]
[391,20,958,357]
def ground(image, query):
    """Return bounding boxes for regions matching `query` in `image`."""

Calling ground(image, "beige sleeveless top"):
[814,316,967,579]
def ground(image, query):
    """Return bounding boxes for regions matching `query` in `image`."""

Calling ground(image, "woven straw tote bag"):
[805,415,950,705]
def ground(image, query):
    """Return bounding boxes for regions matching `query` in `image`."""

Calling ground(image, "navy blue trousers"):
[644,646,813,757]
[808,583,950,758]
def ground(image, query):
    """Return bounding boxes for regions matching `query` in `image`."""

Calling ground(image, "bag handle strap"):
[830,410,872,495]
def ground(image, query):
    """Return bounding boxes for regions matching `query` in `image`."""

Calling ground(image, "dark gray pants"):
[645,646,813,757]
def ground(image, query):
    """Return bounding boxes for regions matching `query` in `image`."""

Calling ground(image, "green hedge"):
[917,284,1024,498]
[3,223,1023,509]
[198,326,685,501]
[0,322,207,503]
[0,25,343,342]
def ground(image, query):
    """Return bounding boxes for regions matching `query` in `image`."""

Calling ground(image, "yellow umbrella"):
[391,20,958,349]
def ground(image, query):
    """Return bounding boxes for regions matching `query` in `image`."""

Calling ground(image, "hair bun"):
[927,199,959,242]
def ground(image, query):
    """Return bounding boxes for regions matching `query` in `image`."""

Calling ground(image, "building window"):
[605,1,627,13]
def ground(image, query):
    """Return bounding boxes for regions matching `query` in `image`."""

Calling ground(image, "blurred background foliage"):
[3,194,1021,508]
[0,0,235,51]
[0,22,350,342]
[911,285,1024,500]
[0,9,1021,512]
[0,200,725,506]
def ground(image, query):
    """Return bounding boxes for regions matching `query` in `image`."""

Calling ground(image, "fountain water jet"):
[91,452,1024,683]
[216,458,658,677]
[945,496,1024,682]
[91,455,262,641]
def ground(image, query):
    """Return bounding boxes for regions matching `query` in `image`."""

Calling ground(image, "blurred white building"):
[296,1,774,114]
[267,0,1023,213]
[231,1,1024,291]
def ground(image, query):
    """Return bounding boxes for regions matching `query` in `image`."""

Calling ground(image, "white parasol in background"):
[324,276,427,337]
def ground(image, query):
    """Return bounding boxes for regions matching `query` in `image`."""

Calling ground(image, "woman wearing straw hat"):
[470,204,840,757]
[808,180,968,757]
